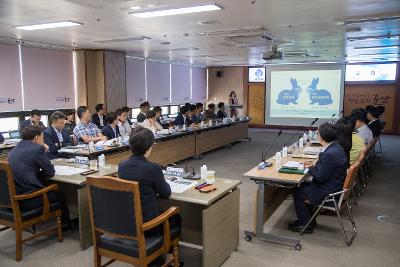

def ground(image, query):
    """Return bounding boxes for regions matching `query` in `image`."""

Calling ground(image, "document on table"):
[283,161,302,169]
[166,178,198,194]
[58,148,83,154]
[54,165,88,176]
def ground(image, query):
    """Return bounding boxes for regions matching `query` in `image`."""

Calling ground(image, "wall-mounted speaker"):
[216,70,223,77]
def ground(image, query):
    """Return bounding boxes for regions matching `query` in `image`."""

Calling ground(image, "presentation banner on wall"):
[21,46,75,110]
[0,43,23,112]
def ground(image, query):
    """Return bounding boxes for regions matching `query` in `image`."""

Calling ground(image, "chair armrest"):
[14,184,59,201]
[142,207,180,231]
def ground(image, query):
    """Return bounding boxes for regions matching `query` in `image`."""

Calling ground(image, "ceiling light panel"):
[14,21,83,30]
[93,36,151,43]
[130,4,222,18]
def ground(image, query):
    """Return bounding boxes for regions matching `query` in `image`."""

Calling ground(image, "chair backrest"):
[86,176,144,241]
[340,161,361,206]
[356,147,367,164]
[8,130,20,139]
[0,161,16,209]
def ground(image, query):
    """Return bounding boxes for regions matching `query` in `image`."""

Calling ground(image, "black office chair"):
[87,176,181,267]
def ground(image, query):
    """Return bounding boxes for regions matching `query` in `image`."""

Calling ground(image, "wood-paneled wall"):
[85,50,105,112]
[208,67,248,113]
[74,50,87,107]
[104,50,126,112]
[74,49,127,113]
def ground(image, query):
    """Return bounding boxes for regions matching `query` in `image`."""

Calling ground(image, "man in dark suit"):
[137,101,150,123]
[20,109,46,132]
[217,102,228,119]
[8,125,70,225]
[367,106,382,137]
[118,127,181,234]
[205,103,217,122]
[174,106,192,126]
[91,103,107,129]
[101,113,121,140]
[288,122,347,233]
[0,132,4,143]
[43,111,71,160]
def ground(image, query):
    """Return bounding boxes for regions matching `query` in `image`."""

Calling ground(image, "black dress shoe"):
[288,223,314,234]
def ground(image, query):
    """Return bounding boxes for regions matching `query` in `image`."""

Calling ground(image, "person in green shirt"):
[350,117,365,165]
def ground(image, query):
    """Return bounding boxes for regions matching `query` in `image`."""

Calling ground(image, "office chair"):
[0,161,63,261]
[87,176,181,267]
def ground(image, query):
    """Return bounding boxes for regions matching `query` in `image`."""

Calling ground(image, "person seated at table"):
[376,105,386,131]
[142,110,163,132]
[204,103,217,122]
[367,106,382,137]
[137,101,150,123]
[288,122,347,233]
[118,126,181,237]
[73,106,107,144]
[0,132,4,143]
[64,110,76,136]
[351,109,373,144]
[43,111,72,160]
[192,103,204,123]
[101,113,121,140]
[8,125,71,227]
[152,106,163,125]
[116,108,132,139]
[217,102,228,119]
[335,117,353,167]
[349,117,365,165]
[20,109,46,132]
[188,104,196,119]
[91,103,107,130]
[122,106,133,126]
[174,106,192,127]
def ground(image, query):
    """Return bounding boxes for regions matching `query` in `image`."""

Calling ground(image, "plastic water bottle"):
[299,138,304,148]
[98,154,106,168]
[200,165,208,180]
[89,141,95,151]
[282,146,288,158]
[275,152,282,163]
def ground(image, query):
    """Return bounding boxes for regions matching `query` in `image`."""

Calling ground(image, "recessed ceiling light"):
[14,20,82,30]
[354,45,400,50]
[130,4,222,18]
[130,6,141,10]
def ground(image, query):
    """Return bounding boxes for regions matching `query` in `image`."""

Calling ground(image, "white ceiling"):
[0,0,399,66]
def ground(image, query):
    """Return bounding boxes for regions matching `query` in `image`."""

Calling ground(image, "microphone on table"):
[310,118,319,126]
[328,113,336,123]
[261,130,283,162]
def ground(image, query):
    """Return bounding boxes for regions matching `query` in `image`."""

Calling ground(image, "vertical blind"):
[21,46,75,110]
[0,43,23,112]
[191,67,207,103]
[171,64,191,105]
[146,61,170,106]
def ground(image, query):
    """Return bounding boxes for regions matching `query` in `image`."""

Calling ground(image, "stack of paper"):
[283,161,302,169]
[54,165,88,176]
[166,179,198,194]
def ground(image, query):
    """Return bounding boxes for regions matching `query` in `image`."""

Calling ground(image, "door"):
[248,83,265,125]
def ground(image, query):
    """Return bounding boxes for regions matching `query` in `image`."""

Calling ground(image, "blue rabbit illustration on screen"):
[307,78,333,105]
[276,78,301,105]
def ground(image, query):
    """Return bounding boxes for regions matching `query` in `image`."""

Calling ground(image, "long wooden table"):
[62,120,249,166]
[49,159,241,267]
[243,143,320,251]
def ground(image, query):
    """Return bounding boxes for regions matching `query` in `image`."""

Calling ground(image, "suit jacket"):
[20,119,45,132]
[368,120,381,137]
[101,124,121,140]
[43,127,71,159]
[307,141,348,205]
[137,112,146,123]
[0,132,4,143]
[118,155,171,223]
[205,110,217,121]
[217,110,227,119]
[174,113,191,126]
[91,113,107,129]
[8,140,55,195]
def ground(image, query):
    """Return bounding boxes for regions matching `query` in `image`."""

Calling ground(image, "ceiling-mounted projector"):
[263,44,283,60]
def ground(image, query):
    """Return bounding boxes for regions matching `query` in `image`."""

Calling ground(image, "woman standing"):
[228,91,239,117]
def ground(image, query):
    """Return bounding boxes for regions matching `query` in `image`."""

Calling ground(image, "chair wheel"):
[245,235,252,242]
[295,244,302,251]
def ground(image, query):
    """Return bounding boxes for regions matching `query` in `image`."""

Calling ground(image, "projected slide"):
[270,70,342,118]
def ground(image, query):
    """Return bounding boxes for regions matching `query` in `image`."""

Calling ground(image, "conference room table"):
[49,159,241,267]
[59,119,249,166]
[243,142,320,251]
